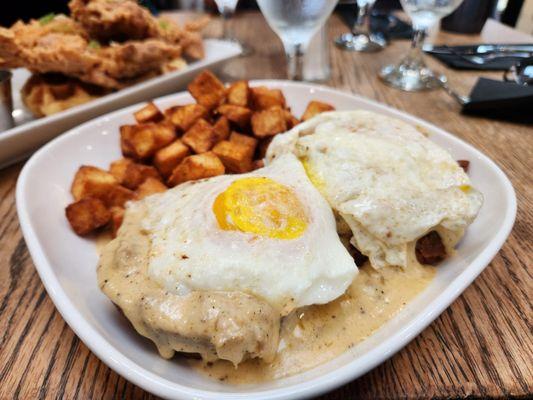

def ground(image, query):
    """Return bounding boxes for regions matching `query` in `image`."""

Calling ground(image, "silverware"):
[461,52,533,65]
[433,75,470,106]
[0,71,14,132]
[424,43,533,55]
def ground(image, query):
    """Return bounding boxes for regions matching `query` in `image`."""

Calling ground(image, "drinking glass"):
[335,0,386,52]
[257,0,338,81]
[213,0,253,54]
[380,0,464,91]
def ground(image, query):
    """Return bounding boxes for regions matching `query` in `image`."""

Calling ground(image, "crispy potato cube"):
[250,86,286,110]
[71,166,118,201]
[251,108,287,138]
[120,125,136,158]
[188,70,226,110]
[110,158,161,189]
[213,116,230,141]
[229,132,257,158]
[283,109,300,129]
[109,158,133,183]
[168,152,225,187]
[182,119,218,153]
[252,159,265,170]
[166,104,208,132]
[212,140,254,173]
[134,102,163,123]
[110,207,125,238]
[301,101,335,121]
[128,122,176,160]
[104,185,136,208]
[136,177,168,199]
[216,104,252,128]
[66,197,111,236]
[153,139,191,177]
[256,137,273,159]
[227,80,250,107]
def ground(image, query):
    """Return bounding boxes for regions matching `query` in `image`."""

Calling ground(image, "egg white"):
[267,110,483,269]
[133,154,358,314]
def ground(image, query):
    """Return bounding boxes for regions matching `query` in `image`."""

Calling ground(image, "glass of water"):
[335,0,386,52]
[380,0,464,91]
[214,0,253,55]
[257,0,338,81]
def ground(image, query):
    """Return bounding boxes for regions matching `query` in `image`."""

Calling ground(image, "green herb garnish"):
[158,20,170,30]
[88,40,101,50]
[39,13,56,26]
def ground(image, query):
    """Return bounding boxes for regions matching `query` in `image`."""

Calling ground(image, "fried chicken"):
[0,21,183,89]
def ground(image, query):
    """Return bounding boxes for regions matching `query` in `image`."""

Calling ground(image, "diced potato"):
[229,132,257,158]
[212,140,254,173]
[283,109,300,129]
[301,101,335,121]
[166,104,208,132]
[109,158,133,183]
[122,163,162,190]
[153,139,191,177]
[256,136,273,159]
[167,152,225,187]
[65,197,111,236]
[253,159,265,170]
[136,177,168,199]
[216,104,252,129]
[110,206,125,238]
[227,80,250,107]
[251,107,287,137]
[213,116,230,141]
[120,125,136,158]
[127,122,176,160]
[182,119,218,153]
[250,86,286,110]
[71,166,118,201]
[134,102,163,123]
[104,185,136,208]
[188,70,226,110]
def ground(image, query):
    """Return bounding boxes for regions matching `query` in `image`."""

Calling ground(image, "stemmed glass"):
[380,0,464,91]
[213,0,253,55]
[257,0,338,81]
[335,0,386,52]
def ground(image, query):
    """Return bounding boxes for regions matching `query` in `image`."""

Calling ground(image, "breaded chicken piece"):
[0,19,183,88]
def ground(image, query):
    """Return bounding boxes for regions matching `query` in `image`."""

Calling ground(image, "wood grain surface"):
[1,11,532,400]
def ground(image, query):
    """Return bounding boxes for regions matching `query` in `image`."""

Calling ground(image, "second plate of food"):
[16,79,516,400]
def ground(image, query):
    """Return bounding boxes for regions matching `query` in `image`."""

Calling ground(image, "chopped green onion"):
[158,20,170,30]
[39,13,56,26]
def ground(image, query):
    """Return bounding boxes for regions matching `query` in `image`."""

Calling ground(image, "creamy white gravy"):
[186,261,435,383]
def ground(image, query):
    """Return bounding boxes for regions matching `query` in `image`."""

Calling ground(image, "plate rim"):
[16,80,517,400]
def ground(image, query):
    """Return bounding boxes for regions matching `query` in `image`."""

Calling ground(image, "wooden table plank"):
[0,11,531,400]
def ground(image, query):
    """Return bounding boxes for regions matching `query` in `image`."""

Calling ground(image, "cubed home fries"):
[65,70,335,237]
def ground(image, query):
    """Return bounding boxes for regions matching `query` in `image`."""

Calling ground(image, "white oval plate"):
[16,81,516,400]
[0,39,241,169]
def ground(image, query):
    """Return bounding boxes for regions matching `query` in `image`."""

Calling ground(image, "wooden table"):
[1,11,531,400]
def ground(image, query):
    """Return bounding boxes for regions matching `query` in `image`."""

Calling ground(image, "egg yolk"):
[300,157,325,193]
[213,177,308,239]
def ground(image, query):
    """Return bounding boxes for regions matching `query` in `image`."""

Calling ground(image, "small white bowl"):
[16,81,516,400]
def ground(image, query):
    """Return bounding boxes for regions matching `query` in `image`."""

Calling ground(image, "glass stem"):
[352,3,370,36]
[403,28,427,69]
[221,8,232,41]
[285,43,305,81]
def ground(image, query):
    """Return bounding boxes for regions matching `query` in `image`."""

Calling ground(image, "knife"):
[423,43,533,55]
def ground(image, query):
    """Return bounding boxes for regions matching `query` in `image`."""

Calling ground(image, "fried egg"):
[136,153,358,314]
[266,110,483,269]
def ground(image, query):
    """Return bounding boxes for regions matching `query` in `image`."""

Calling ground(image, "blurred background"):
[1,0,532,34]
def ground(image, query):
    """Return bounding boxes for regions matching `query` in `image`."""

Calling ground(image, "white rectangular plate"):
[16,81,516,400]
[0,39,241,169]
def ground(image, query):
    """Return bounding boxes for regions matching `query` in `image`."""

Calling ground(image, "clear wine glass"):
[213,0,253,55]
[257,0,338,81]
[380,0,464,91]
[335,0,386,52]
